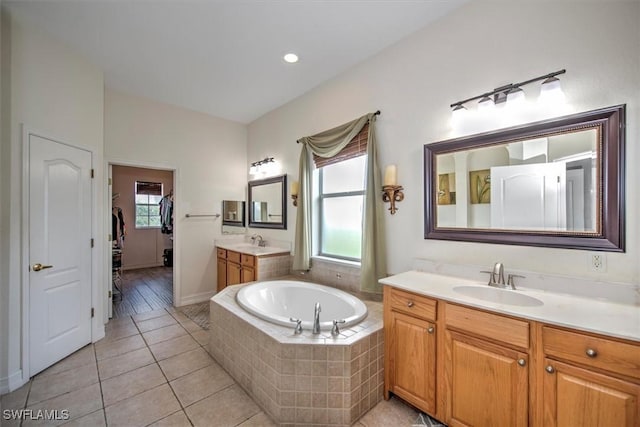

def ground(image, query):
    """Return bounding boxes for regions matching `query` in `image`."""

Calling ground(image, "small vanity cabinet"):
[383,287,438,414]
[541,327,640,426]
[383,285,640,427]
[216,246,290,292]
[217,249,256,291]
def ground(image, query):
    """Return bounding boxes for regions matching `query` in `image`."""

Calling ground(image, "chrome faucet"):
[482,262,506,287]
[250,234,265,247]
[312,302,321,334]
[481,262,524,290]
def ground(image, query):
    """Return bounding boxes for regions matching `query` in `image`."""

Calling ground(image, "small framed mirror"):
[222,200,245,227]
[248,175,287,229]
[424,105,625,251]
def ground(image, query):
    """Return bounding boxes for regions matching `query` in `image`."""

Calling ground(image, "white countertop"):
[380,270,640,343]
[216,242,290,257]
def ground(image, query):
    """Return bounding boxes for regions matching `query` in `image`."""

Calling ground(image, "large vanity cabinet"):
[216,246,290,292]
[383,286,640,427]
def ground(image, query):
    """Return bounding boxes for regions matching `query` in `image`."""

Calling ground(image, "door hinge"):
[108,177,112,185]
[91,307,95,318]
[91,238,94,248]
[557,176,560,183]
[108,290,112,298]
[91,169,95,178]
[108,234,112,241]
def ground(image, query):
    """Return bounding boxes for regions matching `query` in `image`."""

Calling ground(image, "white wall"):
[104,89,247,306]
[248,1,640,284]
[0,10,104,392]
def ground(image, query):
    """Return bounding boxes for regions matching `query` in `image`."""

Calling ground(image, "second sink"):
[453,285,543,307]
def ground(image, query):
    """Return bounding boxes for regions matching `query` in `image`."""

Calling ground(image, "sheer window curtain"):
[293,112,387,293]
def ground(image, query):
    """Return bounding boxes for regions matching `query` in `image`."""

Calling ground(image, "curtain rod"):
[296,110,381,144]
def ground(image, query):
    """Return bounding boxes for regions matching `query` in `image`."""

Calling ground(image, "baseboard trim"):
[123,262,165,271]
[0,370,27,395]
[177,291,215,307]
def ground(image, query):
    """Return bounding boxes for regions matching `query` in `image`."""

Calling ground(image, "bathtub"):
[236,279,368,330]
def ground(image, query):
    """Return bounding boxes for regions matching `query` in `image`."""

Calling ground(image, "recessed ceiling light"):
[283,53,299,63]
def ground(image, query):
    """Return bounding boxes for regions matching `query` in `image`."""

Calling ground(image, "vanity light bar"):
[251,157,275,168]
[450,69,566,110]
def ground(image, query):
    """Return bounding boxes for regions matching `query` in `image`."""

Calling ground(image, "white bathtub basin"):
[236,280,368,330]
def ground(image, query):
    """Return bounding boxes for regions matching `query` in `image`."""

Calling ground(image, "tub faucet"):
[312,302,321,334]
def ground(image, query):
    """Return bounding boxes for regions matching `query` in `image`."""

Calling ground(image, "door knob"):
[32,263,53,272]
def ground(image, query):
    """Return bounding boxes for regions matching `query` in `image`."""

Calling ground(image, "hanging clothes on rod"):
[159,189,174,235]
[112,206,126,248]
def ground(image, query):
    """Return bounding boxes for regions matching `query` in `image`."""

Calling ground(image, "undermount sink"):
[453,286,544,307]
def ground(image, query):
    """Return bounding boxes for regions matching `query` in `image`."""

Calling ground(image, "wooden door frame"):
[105,159,179,321]
[20,125,98,384]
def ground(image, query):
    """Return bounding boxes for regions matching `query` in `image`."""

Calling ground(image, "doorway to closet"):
[109,164,175,319]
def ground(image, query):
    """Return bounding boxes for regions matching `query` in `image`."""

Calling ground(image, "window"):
[318,155,366,261]
[135,181,163,228]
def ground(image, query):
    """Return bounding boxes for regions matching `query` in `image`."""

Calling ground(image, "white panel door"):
[491,163,567,231]
[29,134,92,375]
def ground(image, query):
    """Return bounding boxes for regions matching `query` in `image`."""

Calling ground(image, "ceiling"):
[4,0,467,123]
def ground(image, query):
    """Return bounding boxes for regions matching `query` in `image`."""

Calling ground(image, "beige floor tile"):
[101,363,167,407]
[143,324,187,345]
[61,409,106,427]
[168,311,190,323]
[179,319,202,333]
[105,316,134,329]
[104,384,181,427]
[169,363,234,407]
[147,410,192,427]
[104,322,140,342]
[97,347,154,380]
[23,383,102,427]
[28,363,99,405]
[94,334,146,361]
[1,382,31,410]
[185,384,260,427]
[149,334,200,361]
[136,314,178,333]
[158,348,213,381]
[357,396,421,427]
[37,345,96,379]
[190,329,209,346]
[132,308,170,323]
[237,411,277,426]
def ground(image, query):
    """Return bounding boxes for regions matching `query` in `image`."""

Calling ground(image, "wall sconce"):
[249,157,275,176]
[290,180,299,207]
[382,165,404,215]
[450,69,566,119]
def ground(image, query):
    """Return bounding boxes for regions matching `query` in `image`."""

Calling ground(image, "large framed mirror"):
[248,174,287,229]
[424,105,625,251]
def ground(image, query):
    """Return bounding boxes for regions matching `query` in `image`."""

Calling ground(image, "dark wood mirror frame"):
[248,174,287,230]
[424,105,625,252]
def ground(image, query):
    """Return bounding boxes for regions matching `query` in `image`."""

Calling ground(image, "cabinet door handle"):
[406,301,414,307]
[427,326,435,334]
[517,358,526,367]
[545,365,555,374]
[585,348,597,358]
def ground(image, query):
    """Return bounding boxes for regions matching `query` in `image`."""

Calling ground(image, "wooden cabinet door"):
[447,331,528,427]
[543,359,640,427]
[227,261,241,286]
[389,311,437,413]
[241,266,255,283]
[216,258,227,292]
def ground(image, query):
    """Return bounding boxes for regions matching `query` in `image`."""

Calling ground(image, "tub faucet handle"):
[331,319,346,337]
[289,317,303,334]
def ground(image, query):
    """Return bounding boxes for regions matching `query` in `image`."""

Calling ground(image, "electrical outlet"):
[590,253,607,272]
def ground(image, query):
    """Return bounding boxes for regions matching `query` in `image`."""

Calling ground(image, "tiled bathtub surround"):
[209,285,384,426]
[257,255,292,280]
